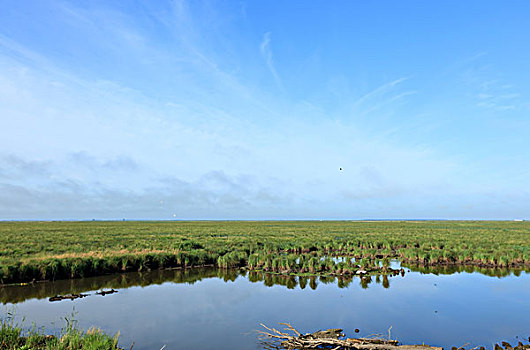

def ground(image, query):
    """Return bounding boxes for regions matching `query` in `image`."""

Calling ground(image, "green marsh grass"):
[0,313,121,350]
[0,221,529,284]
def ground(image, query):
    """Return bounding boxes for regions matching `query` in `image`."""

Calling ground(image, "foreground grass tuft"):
[0,314,121,350]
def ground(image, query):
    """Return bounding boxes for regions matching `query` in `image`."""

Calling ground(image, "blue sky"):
[0,0,529,220]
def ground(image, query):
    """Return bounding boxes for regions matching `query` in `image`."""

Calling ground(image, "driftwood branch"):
[259,323,443,350]
[281,322,302,337]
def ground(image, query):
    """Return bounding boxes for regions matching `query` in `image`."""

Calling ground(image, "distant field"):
[0,220,529,284]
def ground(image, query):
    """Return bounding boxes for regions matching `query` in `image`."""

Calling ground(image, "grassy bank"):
[0,221,529,284]
[0,314,121,350]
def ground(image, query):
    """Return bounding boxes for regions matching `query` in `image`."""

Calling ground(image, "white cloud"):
[0,48,475,218]
[260,32,283,90]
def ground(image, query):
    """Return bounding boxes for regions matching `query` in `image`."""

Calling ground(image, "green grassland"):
[0,220,529,284]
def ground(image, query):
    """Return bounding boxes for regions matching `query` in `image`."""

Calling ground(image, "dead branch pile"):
[258,323,443,350]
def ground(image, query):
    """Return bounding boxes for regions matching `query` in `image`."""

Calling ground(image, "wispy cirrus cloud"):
[350,77,417,117]
[476,88,520,111]
[260,32,283,90]
[460,56,525,112]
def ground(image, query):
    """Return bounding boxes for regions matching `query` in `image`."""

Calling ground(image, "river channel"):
[1,265,529,350]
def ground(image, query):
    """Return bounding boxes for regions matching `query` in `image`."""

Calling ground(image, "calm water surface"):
[1,265,529,350]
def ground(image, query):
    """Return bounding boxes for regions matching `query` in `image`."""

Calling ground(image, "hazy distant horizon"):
[0,217,526,222]
[1,1,529,220]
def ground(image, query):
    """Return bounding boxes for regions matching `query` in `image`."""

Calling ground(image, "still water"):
[1,265,529,350]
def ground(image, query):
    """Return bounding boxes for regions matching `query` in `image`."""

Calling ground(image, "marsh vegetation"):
[1,221,528,349]
[1,221,529,284]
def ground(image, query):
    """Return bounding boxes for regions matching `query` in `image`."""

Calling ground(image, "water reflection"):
[2,268,402,304]
[1,265,529,350]
[1,263,526,305]
[403,263,529,277]
[1,268,225,304]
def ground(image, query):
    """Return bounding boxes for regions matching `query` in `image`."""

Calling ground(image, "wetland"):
[1,221,529,349]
